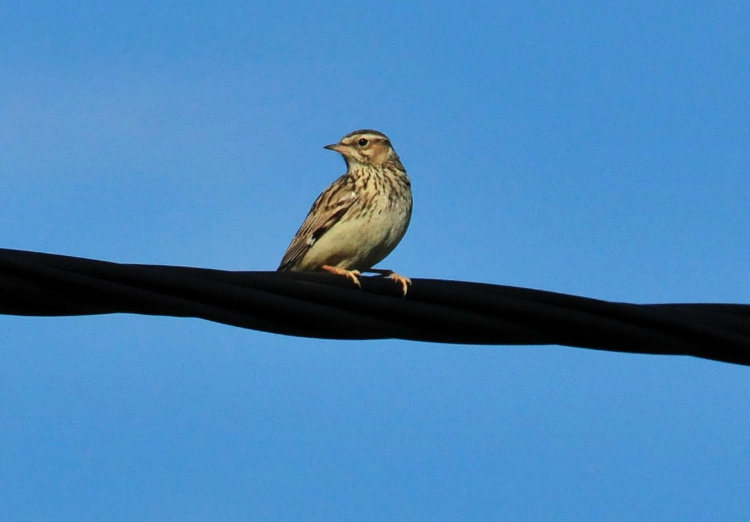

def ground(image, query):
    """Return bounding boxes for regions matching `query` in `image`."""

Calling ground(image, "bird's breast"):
[300,170,412,271]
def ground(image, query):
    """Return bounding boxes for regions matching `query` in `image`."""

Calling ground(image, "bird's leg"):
[366,268,412,296]
[321,265,362,288]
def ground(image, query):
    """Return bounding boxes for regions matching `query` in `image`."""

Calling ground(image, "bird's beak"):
[324,143,347,153]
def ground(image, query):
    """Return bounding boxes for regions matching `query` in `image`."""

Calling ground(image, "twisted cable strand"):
[0,248,748,366]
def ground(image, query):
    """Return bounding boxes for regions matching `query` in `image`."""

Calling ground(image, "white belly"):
[299,197,412,271]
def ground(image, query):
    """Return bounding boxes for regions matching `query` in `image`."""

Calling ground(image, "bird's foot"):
[367,268,411,296]
[387,272,412,296]
[321,265,362,288]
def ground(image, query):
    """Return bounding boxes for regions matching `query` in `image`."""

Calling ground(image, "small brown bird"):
[278,129,413,294]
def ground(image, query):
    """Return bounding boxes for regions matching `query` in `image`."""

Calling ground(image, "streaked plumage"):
[278,129,412,294]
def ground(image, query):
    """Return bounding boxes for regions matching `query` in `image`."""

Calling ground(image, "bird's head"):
[324,129,403,169]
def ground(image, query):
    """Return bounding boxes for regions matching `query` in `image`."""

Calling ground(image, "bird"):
[277,129,413,295]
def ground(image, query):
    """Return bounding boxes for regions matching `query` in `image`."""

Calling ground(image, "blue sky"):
[1,1,749,520]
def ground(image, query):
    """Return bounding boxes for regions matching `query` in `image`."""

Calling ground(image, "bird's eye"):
[358,138,368,147]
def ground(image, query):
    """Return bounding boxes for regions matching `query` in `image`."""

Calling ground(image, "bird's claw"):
[321,265,410,295]
[321,265,362,288]
[388,272,411,296]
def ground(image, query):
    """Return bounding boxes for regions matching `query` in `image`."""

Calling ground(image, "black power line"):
[1,248,748,366]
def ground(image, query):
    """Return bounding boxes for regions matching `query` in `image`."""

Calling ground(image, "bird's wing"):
[278,175,358,271]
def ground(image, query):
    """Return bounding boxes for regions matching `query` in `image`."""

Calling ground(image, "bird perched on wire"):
[277,129,413,295]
